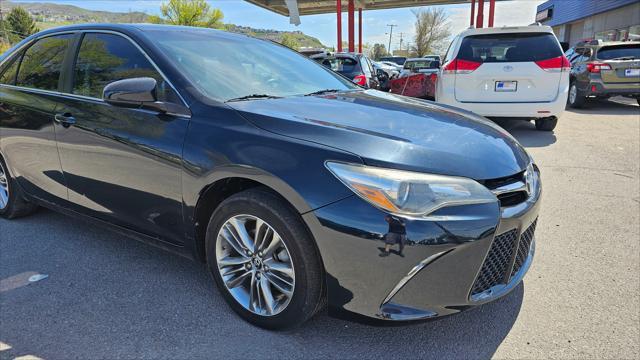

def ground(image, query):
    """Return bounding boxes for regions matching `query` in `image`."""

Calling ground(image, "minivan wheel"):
[535,117,558,131]
[205,188,324,329]
[0,156,38,219]
[568,82,585,108]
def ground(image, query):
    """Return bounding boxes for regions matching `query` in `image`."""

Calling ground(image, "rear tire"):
[205,187,324,330]
[0,155,38,219]
[568,82,586,108]
[535,117,558,131]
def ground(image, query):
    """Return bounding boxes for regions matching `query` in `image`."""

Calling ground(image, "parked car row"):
[308,25,638,132]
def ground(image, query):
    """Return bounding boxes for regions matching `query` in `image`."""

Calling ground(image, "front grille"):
[471,218,538,297]
[511,220,537,277]
[471,229,518,295]
[497,191,527,207]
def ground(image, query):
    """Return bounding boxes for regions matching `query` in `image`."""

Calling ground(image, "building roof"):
[245,0,501,16]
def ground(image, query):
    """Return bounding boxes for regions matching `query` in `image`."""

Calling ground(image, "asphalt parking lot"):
[1,98,639,360]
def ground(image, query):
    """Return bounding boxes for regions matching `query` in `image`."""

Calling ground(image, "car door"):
[52,31,190,243]
[0,33,74,204]
[570,47,592,90]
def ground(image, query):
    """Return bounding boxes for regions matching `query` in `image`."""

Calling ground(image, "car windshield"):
[597,44,640,60]
[145,29,358,101]
[458,33,562,63]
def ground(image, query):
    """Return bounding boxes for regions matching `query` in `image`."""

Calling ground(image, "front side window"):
[73,33,179,103]
[458,33,562,63]
[16,34,73,91]
[145,29,357,101]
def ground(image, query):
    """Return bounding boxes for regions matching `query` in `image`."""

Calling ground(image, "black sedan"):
[0,24,541,329]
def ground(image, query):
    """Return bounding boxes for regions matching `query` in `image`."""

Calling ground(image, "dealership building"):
[536,0,640,46]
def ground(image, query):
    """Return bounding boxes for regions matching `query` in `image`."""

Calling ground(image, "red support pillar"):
[337,0,342,52]
[348,0,355,52]
[358,8,362,53]
[488,0,495,27]
[470,0,475,26]
[476,0,484,29]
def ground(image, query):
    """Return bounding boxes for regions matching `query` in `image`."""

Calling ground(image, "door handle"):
[54,113,76,128]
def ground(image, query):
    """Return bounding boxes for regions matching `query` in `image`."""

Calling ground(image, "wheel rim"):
[569,84,577,104]
[0,162,9,210]
[216,214,295,316]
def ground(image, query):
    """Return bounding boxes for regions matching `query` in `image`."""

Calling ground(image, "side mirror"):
[560,42,570,52]
[376,68,388,81]
[103,77,189,116]
[103,77,158,105]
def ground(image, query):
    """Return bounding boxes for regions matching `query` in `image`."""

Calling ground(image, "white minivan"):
[435,25,570,131]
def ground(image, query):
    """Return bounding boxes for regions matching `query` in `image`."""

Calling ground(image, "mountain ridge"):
[2,1,325,48]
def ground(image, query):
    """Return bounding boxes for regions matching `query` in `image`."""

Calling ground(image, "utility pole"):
[386,24,396,54]
[398,32,404,51]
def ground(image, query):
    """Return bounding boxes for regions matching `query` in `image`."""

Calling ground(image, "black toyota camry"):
[0,24,541,329]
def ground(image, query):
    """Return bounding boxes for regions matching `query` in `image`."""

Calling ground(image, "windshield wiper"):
[304,89,342,96]
[226,94,282,102]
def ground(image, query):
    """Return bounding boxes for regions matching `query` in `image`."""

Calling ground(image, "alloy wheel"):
[216,214,295,316]
[0,161,9,210]
[569,84,577,105]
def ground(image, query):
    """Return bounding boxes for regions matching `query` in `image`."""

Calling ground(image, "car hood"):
[228,90,530,180]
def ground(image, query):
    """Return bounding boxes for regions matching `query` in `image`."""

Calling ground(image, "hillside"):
[2,1,326,48]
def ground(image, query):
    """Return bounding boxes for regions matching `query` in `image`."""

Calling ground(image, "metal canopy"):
[245,0,483,16]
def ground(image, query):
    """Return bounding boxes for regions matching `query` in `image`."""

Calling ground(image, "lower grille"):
[471,229,518,295]
[511,220,537,277]
[471,219,538,297]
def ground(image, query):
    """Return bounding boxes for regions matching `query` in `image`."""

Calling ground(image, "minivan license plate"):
[625,69,640,77]
[495,81,517,92]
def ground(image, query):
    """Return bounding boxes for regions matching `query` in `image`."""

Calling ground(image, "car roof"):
[29,23,252,42]
[458,25,554,38]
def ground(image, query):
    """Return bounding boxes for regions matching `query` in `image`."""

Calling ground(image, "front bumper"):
[303,179,541,322]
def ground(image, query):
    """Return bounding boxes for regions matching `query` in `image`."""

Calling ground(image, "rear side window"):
[457,33,562,63]
[404,60,438,70]
[73,33,179,103]
[0,55,21,85]
[597,44,640,60]
[322,57,359,73]
[16,34,73,91]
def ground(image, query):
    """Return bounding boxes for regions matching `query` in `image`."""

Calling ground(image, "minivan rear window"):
[457,33,562,63]
[596,44,640,60]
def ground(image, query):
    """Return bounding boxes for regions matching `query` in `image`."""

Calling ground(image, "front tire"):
[205,188,324,329]
[0,155,38,219]
[568,82,586,108]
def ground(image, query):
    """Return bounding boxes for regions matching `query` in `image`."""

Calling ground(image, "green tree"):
[6,7,39,42]
[149,0,224,29]
[370,43,389,60]
[281,33,299,50]
[411,8,451,57]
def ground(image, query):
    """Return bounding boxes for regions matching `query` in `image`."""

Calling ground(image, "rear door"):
[0,34,74,204]
[596,43,640,85]
[453,32,565,103]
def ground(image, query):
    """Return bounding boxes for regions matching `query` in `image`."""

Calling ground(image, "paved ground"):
[1,98,639,360]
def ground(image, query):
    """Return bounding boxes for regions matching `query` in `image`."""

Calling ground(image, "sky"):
[12,0,546,50]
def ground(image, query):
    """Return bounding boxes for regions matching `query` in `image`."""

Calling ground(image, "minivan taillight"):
[353,74,367,86]
[586,62,612,73]
[535,56,571,72]
[442,59,482,74]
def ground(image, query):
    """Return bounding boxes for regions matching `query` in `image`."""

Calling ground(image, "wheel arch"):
[190,166,318,264]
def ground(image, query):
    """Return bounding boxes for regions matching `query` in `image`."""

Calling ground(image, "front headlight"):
[326,162,497,217]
